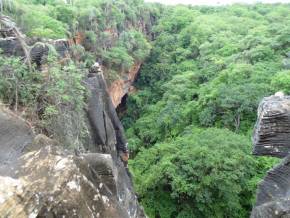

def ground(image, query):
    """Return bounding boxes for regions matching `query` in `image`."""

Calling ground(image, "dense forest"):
[0,0,290,217]
[121,3,290,218]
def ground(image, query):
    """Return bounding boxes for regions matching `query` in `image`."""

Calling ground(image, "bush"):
[103,46,134,72]
[40,55,88,148]
[0,55,41,110]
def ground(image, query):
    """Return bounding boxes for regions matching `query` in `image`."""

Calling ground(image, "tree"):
[131,128,276,218]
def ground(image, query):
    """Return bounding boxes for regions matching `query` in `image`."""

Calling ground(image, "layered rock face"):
[252,94,290,218]
[253,95,290,158]
[0,67,145,217]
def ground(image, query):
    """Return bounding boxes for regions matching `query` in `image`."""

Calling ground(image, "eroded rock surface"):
[252,94,290,218]
[0,143,130,218]
[108,62,141,108]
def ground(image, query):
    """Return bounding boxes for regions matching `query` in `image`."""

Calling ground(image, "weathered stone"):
[108,62,141,108]
[253,94,290,158]
[0,37,24,56]
[252,94,290,218]
[85,66,128,154]
[54,39,70,58]
[0,106,33,175]
[29,42,49,67]
[0,144,129,218]
[251,155,290,218]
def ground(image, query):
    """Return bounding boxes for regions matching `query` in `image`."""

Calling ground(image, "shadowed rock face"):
[252,95,290,218]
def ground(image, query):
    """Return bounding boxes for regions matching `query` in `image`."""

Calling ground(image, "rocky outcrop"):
[85,65,128,154]
[0,64,145,217]
[252,94,290,217]
[0,140,130,218]
[0,36,70,65]
[253,95,290,158]
[108,63,141,108]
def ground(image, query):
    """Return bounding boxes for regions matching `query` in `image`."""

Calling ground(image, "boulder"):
[54,39,70,58]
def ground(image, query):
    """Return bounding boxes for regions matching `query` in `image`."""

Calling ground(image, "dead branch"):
[0,14,32,71]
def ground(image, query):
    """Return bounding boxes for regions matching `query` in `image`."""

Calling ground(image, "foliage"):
[1,1,288,218]
[39,54,88,148]
[121,3,288,218]
[0,55,41,110]
[131,128,277,218]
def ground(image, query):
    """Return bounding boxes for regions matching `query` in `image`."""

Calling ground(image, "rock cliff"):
[252,94,290,217]
[0,65,145,217]
[108,63,141,108]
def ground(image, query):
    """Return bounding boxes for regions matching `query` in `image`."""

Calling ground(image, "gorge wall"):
[108,62,141,108]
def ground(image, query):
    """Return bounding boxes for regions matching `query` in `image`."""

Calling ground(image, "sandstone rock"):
[0,143,132,218]
[251,155,290,218]
[253,95,290,158]
[85,65,128,154]
[0,106,33,175]
[252,95,290,217]
[108,62,141,108]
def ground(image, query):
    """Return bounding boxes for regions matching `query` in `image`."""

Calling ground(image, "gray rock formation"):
[252,94,290,218]
[85,64,128,154]
[0,65,145,217]
[253,95,290,158]
[0,37,24,57]
[0,37,70,65]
